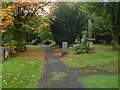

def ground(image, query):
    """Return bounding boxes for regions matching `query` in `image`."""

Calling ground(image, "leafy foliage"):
[24,26,41,45]
[81,29,88,43]
[39,27,54,45]
[1,2,57,52]
[3,40,17,55]
[73,43,87,54]
[83,2,120,49]
[73,29,87,54]
[50,2,88,45]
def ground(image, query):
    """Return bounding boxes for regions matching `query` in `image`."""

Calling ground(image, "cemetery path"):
[38,45,118,88]
[38,45,84,88]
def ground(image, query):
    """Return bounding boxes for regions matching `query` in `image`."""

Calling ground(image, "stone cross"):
[88,19,92,39]
[62,42,68,56]
[87,19,95,53]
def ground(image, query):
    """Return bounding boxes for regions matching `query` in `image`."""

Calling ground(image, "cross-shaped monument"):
[87,19,95,53]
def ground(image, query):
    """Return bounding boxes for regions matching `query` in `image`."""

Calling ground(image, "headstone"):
[3,48,9,60]
[87,19,95,53]
[62,42,68,56]
[88,19,92,39]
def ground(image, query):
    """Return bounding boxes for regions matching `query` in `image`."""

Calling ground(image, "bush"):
[9,40,17,54]
[43,39,53,45]
[3,40,17,55]
[40,27,54,45]
[73,43,87,54]
[31,39,38,45]
[16,40,26,52]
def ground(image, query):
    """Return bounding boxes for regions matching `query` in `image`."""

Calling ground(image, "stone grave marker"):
[87,19,95,53]
[62,42,68,56]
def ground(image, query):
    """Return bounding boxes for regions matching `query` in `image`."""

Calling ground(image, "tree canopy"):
[1,2,57,51]
[50,2,88,45]
[83,2,120,49]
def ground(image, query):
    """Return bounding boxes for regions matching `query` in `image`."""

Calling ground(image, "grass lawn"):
[78,75,119,88]
[62,44,118,72]
[2,45,45,88]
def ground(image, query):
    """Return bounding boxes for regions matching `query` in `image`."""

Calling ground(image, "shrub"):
[73,43,87,54]
[43,39,53,45]
[31,39,38,45]
[3,40,17,55]
[9,40,17,54]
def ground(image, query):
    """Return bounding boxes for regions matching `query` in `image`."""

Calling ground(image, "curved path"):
[38,45,118,88]
[38,45,84,88]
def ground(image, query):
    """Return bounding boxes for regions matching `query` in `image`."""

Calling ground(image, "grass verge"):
[2,45,44,88]
[78,75,118,88]
[62,44,118,72]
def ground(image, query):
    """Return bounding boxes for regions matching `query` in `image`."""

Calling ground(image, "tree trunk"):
[112,33,118,50]
[112,25,119,50]
[111,2,120,50]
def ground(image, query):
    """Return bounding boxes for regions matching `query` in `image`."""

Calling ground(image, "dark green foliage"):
[81,29,88,43]
[50,2,88,45]
[3,40,17,55]
[2,27,17,54]
[8,40,17,55]
[25,30,41,45]
[73,29,87,54]
[3,21,27,52]
[2,26,14,44]
[43,39,53,45]
[84,2,120,49]
[92,14,112,44]
[39,27,54,45]
[13,23,27,51]
[73,43,87,54]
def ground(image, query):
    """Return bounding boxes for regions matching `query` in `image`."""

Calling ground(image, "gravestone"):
[62,42,68,56]
[87,19,95,53]
[3,48,9,60]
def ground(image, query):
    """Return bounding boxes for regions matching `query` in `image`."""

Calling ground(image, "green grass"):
[47,71,68,88]
[2,45,44,88]
[26,45,41,50]
[50,71,67,81]
[78,75,118,88]
[62,44,118,72]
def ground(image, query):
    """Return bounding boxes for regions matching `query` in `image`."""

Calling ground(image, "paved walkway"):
[38,45,84,88]
[38,45,117,88]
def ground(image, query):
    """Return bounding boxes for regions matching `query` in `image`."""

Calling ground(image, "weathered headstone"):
[88,19,92,39]
[62,42,68,56]
[3,48,9,60]
[87,19,95,53]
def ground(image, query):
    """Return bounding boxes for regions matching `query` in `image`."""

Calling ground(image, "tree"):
[90,12,112,44]
[84,2,120,49]
[1,2,57,51]
[107,2,120,50]
[50,2,88,45]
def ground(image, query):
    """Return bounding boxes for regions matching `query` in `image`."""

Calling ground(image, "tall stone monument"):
[62,42,68,56]
[87,19,95,53]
